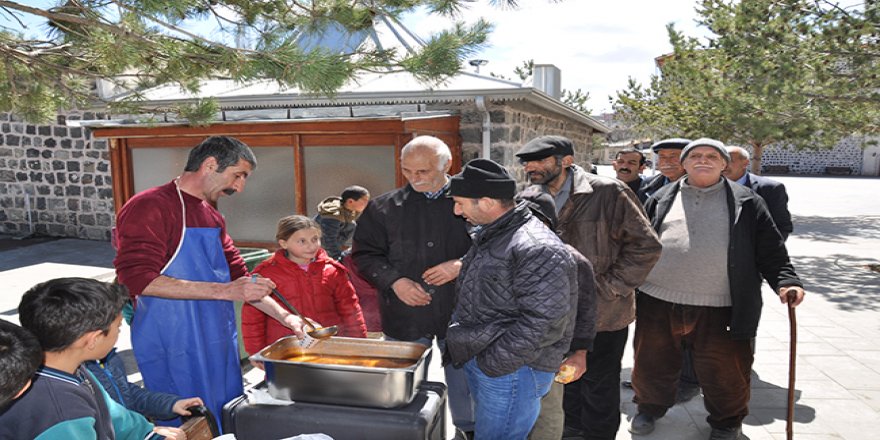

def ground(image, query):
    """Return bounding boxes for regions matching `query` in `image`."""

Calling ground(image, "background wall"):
[430,100,596,185]
[0,112,113,240]
[760,137,866,175]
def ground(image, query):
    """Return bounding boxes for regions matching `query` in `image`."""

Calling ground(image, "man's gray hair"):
[401,135,452,171]
[727,145,751,161]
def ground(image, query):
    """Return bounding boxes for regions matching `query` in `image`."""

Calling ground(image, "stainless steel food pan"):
[250,336,430,408]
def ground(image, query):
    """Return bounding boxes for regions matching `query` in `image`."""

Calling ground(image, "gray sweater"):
[641,179,731,306]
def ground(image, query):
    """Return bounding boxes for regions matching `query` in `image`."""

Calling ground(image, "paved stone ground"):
[1,172,878,440]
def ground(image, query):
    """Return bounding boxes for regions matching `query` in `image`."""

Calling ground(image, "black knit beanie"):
[449,158,517,200]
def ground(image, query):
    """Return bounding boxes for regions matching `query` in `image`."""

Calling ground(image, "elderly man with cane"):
[629,138,805,440]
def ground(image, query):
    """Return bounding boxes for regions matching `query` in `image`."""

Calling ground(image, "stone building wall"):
[427,100,596,183]
[759,137,864,175]
[0,112,113,240]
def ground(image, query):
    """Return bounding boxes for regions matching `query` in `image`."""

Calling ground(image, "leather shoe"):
[629,412,656,435]
[676,385,701,403]
[708,426,742,440]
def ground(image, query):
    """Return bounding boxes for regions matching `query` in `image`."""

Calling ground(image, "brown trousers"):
[632,294,753,429]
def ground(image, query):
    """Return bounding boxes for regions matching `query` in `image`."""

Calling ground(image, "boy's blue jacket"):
[85,348,179,420]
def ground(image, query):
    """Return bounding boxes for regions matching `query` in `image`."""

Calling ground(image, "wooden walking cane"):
[786,289,798,440]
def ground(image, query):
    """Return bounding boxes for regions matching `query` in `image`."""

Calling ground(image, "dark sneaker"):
[629,412,657,435]
[676,385,701,403]
[621,380,633,389]
[708,426,742,440]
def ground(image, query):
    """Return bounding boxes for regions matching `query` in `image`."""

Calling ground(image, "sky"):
[402,0,708,114]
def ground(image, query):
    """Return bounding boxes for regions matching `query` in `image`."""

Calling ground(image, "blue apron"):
[130,183,242,429]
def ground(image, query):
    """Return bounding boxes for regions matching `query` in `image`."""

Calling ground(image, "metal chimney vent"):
[533,64,562,100]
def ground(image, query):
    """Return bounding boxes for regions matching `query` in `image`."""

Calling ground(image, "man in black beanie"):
[445,158,578,440]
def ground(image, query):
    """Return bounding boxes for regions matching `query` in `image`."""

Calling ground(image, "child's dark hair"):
[18,278,128,352]
[276,215,321,242]
[0,320,42,407]
[340,185,370,203]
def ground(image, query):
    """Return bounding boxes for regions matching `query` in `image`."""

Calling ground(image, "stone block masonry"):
[760,137,865,175]
[0,112,113,241]
[427,100,596,188]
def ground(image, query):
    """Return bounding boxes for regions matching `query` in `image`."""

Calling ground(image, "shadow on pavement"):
[0,237,115,271]
[792,215,880,242]
[789,254,880,312]
[745,371,817,426]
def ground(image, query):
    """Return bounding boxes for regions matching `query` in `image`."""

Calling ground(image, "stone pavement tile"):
[780,379,856,400]
[823,336,880,351]
[786,341,844,356]
[753,361,830,385]
[827,314,880,339]
[802,398,879,439]
[840,349,880,375]
[805,324,861,338]
[851,389,880,412]
[802,355,880,390]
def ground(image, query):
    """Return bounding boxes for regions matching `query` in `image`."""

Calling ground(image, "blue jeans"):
[464,358,554,440]
[386,336,475,431]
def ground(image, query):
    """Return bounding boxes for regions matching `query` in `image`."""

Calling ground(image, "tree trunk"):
[750,141,764,175]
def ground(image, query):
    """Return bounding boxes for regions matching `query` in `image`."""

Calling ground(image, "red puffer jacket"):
[242,248,367,354]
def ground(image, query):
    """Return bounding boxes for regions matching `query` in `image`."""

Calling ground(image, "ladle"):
[270,288,338,339]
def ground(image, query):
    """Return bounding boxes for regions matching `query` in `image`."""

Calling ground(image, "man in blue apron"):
[114,136,305,428]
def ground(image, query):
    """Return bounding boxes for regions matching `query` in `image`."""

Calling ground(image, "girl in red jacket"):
[242,215,367,355]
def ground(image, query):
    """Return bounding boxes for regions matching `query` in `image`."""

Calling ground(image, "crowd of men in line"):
[352,134,804,440]
[0,133,805,440]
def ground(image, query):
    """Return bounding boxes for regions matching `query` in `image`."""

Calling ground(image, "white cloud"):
[403,0,707,113]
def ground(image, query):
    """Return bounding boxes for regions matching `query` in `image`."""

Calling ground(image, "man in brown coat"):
[516,135,662,440]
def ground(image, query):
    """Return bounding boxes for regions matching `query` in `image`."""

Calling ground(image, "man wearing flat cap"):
[515,135,662,440]
[630,138,805,440]
[639,138,690,203]
[446,158,577,440]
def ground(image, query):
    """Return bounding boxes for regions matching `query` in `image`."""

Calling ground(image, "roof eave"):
[133,87,611,133]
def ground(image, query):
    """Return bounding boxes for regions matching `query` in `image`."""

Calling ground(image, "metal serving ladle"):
[270,288,338,339]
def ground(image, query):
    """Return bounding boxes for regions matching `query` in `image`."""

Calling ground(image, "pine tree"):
[613,0,879,172]
[0,1,528,123]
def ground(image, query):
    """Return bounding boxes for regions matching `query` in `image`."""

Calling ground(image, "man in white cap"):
[630,138,805,440]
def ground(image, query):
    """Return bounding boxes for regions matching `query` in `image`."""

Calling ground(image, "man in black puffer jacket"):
[446,159,577,440]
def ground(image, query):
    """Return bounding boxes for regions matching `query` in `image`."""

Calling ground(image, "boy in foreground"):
[0,277,184,440]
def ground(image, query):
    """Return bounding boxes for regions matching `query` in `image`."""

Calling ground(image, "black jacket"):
[352,184,471,340]
[447,203,577,376]
[637,173,670,203]
[644,179,803,339]
[743,172,793,240]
